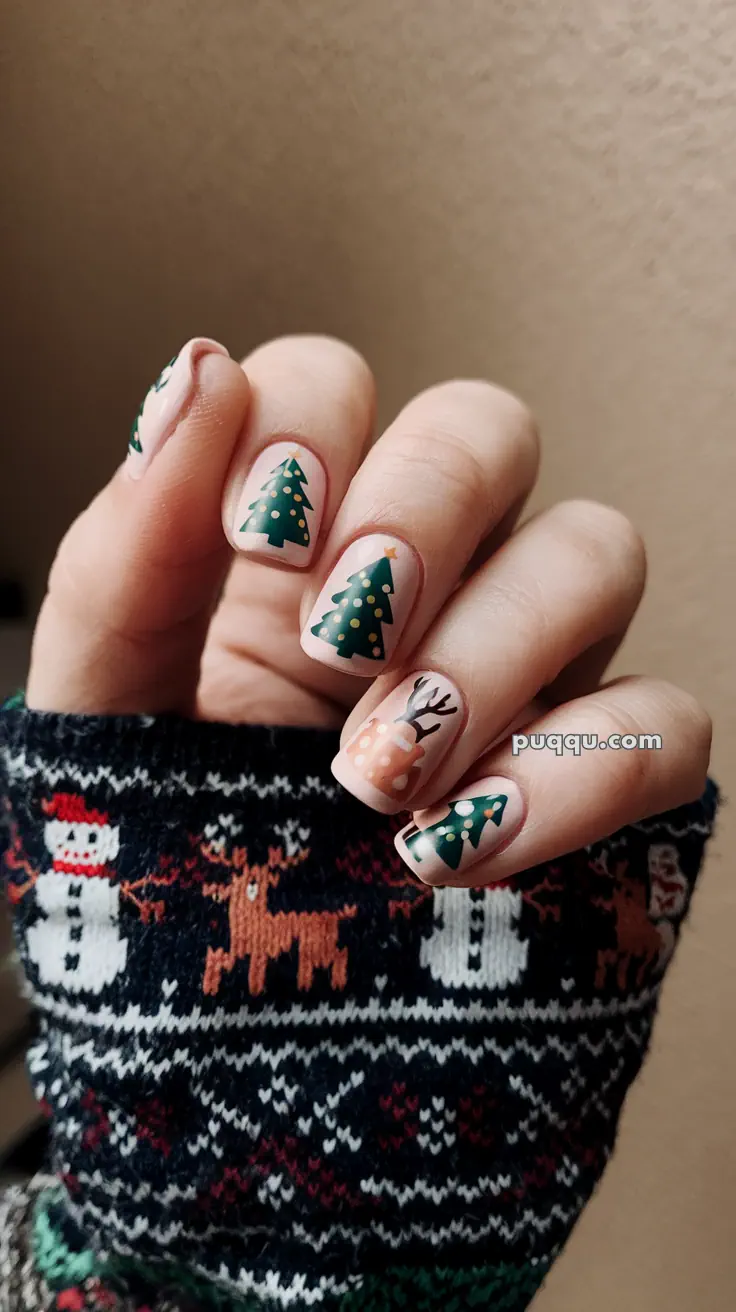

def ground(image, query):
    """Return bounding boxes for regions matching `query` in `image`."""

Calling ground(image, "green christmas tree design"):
[128,354,177,455]
[311,548,396,660]
[240,452,314,549]
[403,793,509,871]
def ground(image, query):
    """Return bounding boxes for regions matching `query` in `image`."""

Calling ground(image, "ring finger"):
[332,499,646,814]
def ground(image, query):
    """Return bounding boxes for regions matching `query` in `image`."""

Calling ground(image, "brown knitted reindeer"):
[593,858,668,990]
[202,841,357,997]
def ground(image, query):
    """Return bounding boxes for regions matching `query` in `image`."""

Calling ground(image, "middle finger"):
[299,380,539,677]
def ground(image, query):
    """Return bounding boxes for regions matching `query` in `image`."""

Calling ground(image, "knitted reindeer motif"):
[202,842,357,997]
[593,858,667,990]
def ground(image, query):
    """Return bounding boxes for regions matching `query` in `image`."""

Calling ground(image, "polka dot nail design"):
[331,671,464,813]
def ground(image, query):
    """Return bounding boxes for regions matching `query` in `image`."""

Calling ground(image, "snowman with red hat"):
[25,792,128,993]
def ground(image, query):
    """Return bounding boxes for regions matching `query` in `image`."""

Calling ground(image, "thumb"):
[26,339,251,715]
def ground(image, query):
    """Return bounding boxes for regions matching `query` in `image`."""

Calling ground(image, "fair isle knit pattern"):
[0,706,720,1312]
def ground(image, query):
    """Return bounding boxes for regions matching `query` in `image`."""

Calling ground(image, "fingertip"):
[125,338,241,482]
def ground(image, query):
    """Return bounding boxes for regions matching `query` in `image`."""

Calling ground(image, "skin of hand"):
[26,334,712,887]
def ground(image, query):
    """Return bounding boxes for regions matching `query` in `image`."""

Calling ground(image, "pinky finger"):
[395,675,712,887]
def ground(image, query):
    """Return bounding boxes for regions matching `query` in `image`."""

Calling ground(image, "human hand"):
[27,334,711,885]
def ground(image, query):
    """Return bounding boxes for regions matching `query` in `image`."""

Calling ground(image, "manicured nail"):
[331,671,464,813]
[300,534,420,676]
[126,337,229,479]
[232,442,327,568]
[394,777,525,883]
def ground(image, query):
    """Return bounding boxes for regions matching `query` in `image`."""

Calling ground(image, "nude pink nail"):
[232,442,327,568]
[331,671,464,813]
[126,337,229,479]
[300,534,420,676]
[394,777,525,883]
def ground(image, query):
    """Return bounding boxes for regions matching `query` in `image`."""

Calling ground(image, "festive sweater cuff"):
[0,703,721,1312]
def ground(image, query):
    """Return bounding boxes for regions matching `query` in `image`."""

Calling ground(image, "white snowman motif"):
[647,843,688,920]
[647,842,689,973]
[26,793,128,994]
[420,884,529,989]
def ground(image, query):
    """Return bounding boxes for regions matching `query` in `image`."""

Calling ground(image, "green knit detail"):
[33,1191,99,1285]
[339,1261,547,1309]
[104,1254,253,1310]
[33,1187,546,1311]
[33,1190,257,1309]
[1,688,25,711]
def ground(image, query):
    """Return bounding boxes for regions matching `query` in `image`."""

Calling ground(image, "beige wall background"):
[1,1,735,1306]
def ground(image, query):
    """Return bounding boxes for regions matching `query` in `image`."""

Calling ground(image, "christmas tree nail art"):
[395,777,525,881]
[312,548,395,661]
[239,451,313,547]
[404,794,508,870]
[126,338,229,480]
[128,355,177,455]
[233,442,326,567]
[332,672,464,814]
[301,534,420,676]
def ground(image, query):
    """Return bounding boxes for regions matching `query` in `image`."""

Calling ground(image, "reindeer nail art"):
[395,776,525,883]
[331,672,464,814]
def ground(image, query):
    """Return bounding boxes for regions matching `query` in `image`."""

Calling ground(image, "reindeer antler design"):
[200,841,309,900]
[394,676,459,743]
[4,814,40,903]
[120,870,181,924]
[119,842,206,924]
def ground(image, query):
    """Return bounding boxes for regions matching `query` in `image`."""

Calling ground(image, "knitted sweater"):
[0,703,720,1312]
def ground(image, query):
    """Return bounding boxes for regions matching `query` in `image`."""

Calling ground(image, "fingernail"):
[300,534,420,676]
[231,442,327,568]
[126,337,229,479]
[394,777,525,882]
[331,671,464,813]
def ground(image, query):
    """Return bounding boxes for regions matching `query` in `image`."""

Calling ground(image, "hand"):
[27,334,711,886]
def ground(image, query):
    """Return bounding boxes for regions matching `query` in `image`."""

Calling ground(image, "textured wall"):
[1,2,735,1306]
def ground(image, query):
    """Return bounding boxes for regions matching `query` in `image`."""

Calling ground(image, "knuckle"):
[245,333,367,374]
[550,499,647,586]
[385,380,539,521]
[244,334,376,411]
[486,384,541,482]
[593,678,713,805]
[653,679,713,770]
[423,379,540,467]
[45,520,96,623]
[628,677,712,751]
[598,705,653,791]
[389,428,489,520]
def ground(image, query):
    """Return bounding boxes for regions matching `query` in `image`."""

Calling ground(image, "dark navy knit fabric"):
[0,706,721,1311]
